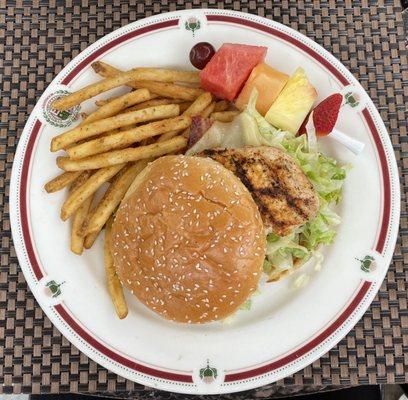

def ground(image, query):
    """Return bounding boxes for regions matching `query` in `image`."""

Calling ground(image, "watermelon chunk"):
[200,43,267,101]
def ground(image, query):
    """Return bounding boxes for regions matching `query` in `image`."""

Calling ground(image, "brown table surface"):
[0,0,407,398]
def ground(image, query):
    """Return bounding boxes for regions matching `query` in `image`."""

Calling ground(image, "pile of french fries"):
[44,61,236,319]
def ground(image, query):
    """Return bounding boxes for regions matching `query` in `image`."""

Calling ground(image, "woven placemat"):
[0,0,407,397]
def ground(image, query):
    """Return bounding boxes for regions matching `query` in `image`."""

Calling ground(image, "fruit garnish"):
[312,93,343,136]
[235,63,289,115]
[265,67,317,134]
[189,42,215,70]
[302,93,365,155]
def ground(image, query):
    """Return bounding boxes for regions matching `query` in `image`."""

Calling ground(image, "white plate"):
[10,9,400,395]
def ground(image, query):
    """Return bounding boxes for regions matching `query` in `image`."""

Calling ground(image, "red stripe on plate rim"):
[224,281,372,382]
[20,119,44,281]
[16,13,392,384]
[54,304,193,382]
[362,108,391,255]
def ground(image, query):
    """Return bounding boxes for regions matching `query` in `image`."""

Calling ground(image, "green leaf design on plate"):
[345,91,360,108]
[356,255,375,273]
[45,280,65,298]
[199,360,217,383]
[185,17,201,36]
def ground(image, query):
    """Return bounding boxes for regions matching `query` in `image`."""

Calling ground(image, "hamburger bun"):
[111,155,265,323]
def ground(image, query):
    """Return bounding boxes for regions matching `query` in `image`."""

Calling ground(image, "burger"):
[111,155,266,323]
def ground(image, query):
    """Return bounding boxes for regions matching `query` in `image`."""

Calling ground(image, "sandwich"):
[111,91,346,323]
[111,155,265,323]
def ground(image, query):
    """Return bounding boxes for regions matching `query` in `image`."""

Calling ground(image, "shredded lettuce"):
[243,90,347,279]
[263,259,273,274]
[264,231,310,280]
[293,273,310,288]
[240,299,252,310]
[313,250,324,271]
[242,91,288,148]
[305,111,318,154]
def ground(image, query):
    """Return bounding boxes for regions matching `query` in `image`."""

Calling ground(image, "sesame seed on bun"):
[111,155,265,323]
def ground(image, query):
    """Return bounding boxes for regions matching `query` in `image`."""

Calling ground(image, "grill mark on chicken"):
[231,159,286,230]
[200,147,319,236]
[255,159,310,221]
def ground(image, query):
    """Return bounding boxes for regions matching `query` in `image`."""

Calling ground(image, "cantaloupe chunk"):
[235,63,289,115]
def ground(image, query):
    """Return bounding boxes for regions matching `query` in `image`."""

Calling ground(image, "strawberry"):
[298,93,343,136]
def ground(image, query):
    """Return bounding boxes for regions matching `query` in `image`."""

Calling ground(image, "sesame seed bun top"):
[111,155,265,323]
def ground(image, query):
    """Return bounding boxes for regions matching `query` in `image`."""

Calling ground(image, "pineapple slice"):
[265,67,317,134]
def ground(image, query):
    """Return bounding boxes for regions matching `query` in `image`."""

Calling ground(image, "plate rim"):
[9,9,400,394]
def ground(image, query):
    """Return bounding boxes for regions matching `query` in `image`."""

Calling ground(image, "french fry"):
[64,172,93,252]
[158,92,212,142]
[119,124,137,131]
[57,136,187,171]
[210,111,240,123]
[200,102,216,118]
[123,100,191,121]
[177,81,202,88]
[92,61,198,87]
[124,98,189,113]
[60,164,125,220]
[53,66,200,110]
[105,216,128,319]
[95,96,121,107]
[82,89,151,125]
[95,99,107,107]
[44,171,82,193]
[92,62,200,84]
[214,100,230,112]
[92,62,202,105]
[69,171,92,191]
[69,171,93,253]
[68,171,91,190]
[66,128,122,150]
[129,81,203,101]
[91,61,123,78]
[51,104,181,151]
[182,92,213,117]
[178,102,193,113]
[83,161,149,238]
[67,115,191,159]
[95,91,153,107]
[84,231,99,249]
[71,193,94,255]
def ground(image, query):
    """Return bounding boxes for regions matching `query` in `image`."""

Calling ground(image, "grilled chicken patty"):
[199,147,319,236]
